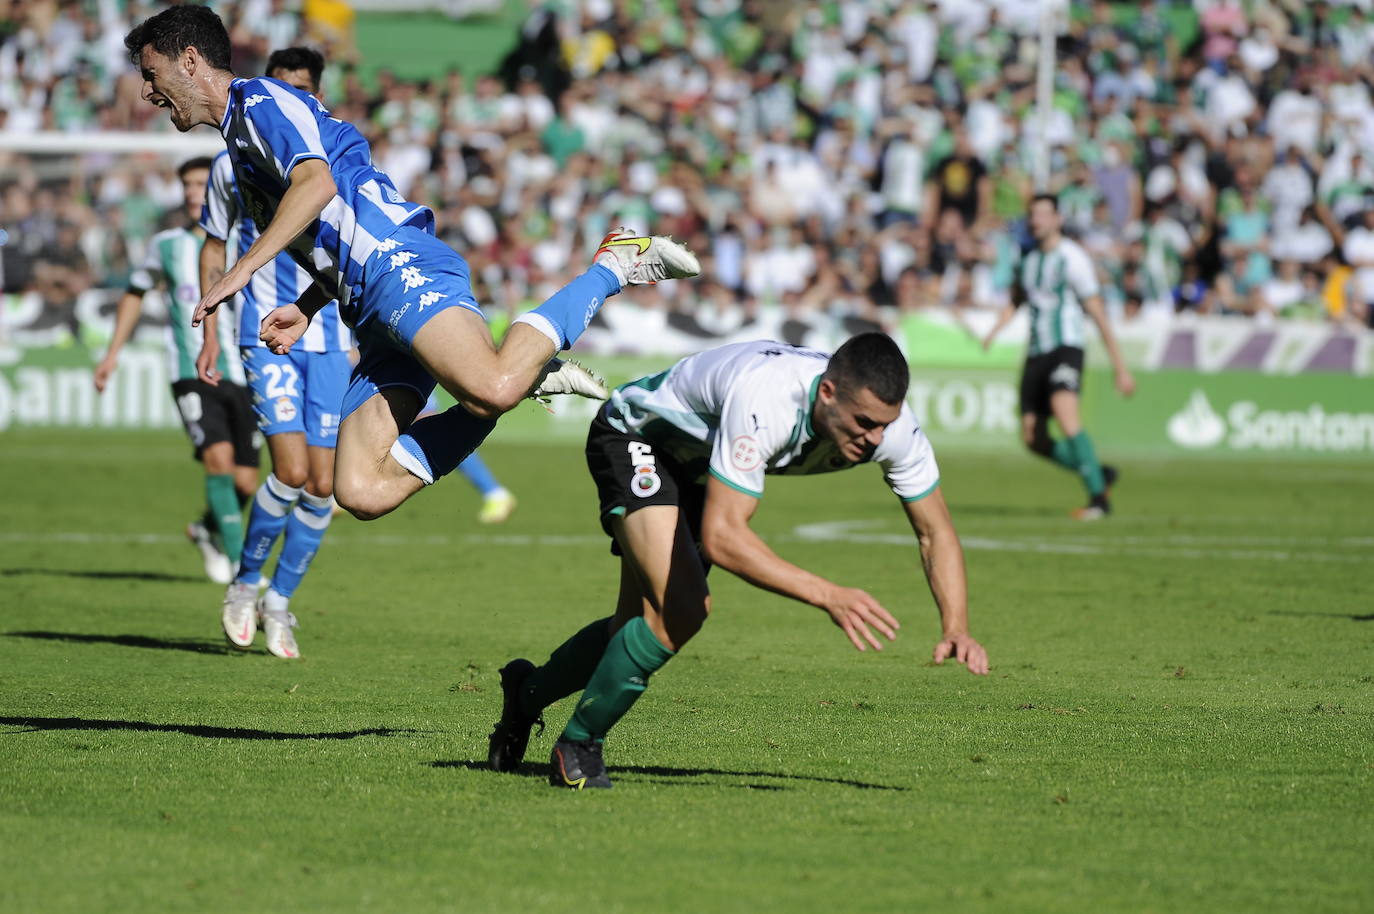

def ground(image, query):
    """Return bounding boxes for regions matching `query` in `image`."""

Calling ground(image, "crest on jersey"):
[731,435,762,471]
[632,465,661,498]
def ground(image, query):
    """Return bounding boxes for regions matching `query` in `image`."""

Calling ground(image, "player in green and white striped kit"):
[95,158,260,582]
[983,194,1135,519]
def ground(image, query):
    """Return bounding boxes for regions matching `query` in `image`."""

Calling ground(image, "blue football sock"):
[391,403,498,485]
[519,264,620,350]
[457,452,502,497]
[271,490,334,599]
[237,474,301,586]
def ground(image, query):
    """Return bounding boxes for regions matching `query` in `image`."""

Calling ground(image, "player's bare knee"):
[333,474,388,521]
[275,464,308,488]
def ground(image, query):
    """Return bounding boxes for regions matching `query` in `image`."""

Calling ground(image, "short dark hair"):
[125,5,231,71]
[266,46,325,92]
[824,333,909,406]
[1030,192,1058,211]
[177,156,212,179]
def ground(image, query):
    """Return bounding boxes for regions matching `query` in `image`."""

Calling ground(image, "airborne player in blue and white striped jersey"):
[124,5,698,537]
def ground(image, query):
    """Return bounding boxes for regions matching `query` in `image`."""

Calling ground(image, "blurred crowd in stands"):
[5,0,1374,342]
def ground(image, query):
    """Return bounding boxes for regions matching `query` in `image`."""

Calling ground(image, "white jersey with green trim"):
[1018,237,1100,356]
[129,227,245,385]
[605,340,941,502]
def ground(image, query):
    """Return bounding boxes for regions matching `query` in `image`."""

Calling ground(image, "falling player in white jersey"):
[487,333,990,789]
[983,194,1136,519]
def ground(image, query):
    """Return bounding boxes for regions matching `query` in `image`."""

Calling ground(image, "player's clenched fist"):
[260,304,309,354]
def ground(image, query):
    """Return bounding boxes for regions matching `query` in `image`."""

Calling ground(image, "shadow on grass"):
[0,567,204,583]
[5,631,233,654]
[430,758,907,791]
[0,716,424,740]
[1265,611,1374,622]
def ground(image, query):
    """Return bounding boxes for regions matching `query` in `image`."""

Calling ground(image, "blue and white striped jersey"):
[202,150,351,353]
[217,77,434,321]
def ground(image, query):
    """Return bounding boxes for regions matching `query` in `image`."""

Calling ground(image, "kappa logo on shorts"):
[399,266,432,293]
[1050,364,1081,390]
[387,250,419,271]
[375,238,403,254]
[731,435,762,471]
[417,290,449,311]
[627,441,661,498]
[274,397,298,423]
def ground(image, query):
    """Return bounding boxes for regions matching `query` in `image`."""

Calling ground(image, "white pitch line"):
[1,527,1368,565]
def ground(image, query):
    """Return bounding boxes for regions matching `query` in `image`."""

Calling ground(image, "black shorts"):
[169,379,262,467]
[585,405,706,559]
[1019,346,1085,417]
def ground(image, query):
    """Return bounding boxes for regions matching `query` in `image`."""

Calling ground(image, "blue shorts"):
[341,226,484,421]
[242,346,351,447]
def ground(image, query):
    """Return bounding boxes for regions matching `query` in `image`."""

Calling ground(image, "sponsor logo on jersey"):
[731,434,762,471]
[274,397,298,423]
[243,94,272,109]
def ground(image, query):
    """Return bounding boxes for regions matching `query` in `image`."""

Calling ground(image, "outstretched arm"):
[193,159,336,327]
[700,477,900,652]
[901,489,988,675]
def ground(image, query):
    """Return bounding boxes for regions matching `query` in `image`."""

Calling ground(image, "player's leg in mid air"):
[413,392,516,523]
[332,228,698,521]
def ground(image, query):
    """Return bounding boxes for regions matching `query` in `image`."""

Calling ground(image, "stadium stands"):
[4,0,1374,351]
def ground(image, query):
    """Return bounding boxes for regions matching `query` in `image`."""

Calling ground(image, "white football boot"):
[259,589,300,659]
[187,521,233,585]
[221,581,258,648]
[530,358,609,401]
[593,228,701,285]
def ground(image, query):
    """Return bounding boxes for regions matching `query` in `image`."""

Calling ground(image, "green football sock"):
[1049,437,1079,472]
[1070,432,1106,496]
[206,474,244,563]
[561,616,674,743]
[517,616,613,719]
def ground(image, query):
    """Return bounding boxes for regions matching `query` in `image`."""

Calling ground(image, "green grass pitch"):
[1,428,1371,913]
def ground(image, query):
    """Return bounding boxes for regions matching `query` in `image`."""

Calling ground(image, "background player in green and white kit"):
[94,158,260,583]
[488,334,990,789]
[982,194,1136,520]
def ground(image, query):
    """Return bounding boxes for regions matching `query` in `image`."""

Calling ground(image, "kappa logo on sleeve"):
[731,435,762,471]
